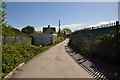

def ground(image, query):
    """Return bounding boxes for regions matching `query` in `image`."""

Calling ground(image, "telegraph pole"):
[58,20,61,33]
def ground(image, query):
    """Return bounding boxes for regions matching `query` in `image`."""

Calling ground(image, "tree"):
[57,32,66,40]
[1,1,7,37]
[21,26,35,36]
[62,28,72,35]
[0,1,7,26]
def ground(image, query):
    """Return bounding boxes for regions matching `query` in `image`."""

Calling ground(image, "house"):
[43,25,56,34]
[32,25,59,46]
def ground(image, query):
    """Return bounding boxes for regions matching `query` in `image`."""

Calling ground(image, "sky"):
[118,1,120,21]
[5,2,118,32]
[6,0,120,2]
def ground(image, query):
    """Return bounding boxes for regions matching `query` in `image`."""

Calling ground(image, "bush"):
[2,44,42,73]
[69,28,120,67]
[2,26,29,37]
[2,39,64,77]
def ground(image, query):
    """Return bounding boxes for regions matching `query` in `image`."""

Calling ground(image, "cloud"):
[61,24,84,28]
[34,23,85,32]
[35,27,43,31]
[60,23,85,31]
[14,26,23,31]
[89,21,116,27]
[15,21,117,32]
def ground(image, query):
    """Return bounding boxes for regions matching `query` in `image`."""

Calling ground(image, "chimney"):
[48,25,50,28]
[116,21,119,26]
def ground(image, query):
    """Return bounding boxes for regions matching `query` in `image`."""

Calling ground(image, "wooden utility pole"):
[58,20,61,33]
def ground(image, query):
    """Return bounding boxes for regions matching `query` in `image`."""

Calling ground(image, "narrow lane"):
[12,39,93,78]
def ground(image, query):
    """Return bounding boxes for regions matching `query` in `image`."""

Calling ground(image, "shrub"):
[2,39,64,77]
[2,44,42,73]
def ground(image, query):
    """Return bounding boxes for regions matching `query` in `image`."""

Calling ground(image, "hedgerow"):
[69,27,120,67]
[2,26,29,37]
[2,44,42,73]
[2,39,64,77]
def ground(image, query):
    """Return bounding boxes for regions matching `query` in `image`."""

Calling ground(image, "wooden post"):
[58,20,61,33]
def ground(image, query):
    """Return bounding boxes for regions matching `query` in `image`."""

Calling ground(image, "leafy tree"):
[1,1,7,39]
[0,1,7,77]
[62,28,72,35]
[0,1,7,26]
[57,33,66,39]
[21,26,35,36]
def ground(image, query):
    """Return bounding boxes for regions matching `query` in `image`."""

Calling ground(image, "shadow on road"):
[65,45,120,80]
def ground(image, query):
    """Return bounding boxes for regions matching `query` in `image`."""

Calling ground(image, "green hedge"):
[2,26,29,37]
[69,27,120,67]
[2,39,64,77]
[2,44,42,73]
[2,26,32,45]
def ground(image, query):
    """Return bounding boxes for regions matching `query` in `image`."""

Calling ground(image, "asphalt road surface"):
[12,39,93,78]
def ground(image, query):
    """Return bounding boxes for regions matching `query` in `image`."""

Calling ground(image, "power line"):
[41,2,58,23]
[40,2,62,32]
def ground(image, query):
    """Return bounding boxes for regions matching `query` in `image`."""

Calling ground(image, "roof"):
[43,27,56,33]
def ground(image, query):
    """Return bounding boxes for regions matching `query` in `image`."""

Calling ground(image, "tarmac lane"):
[12,39,93,78]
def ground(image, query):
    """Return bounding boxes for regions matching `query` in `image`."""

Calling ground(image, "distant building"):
[32,34,53,46]
[43,25,56,34]
[32,34,58,46]
[32,25,58,46]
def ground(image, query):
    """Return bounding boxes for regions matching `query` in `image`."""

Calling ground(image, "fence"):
[70,21,120,67]
[2,35,32,45]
